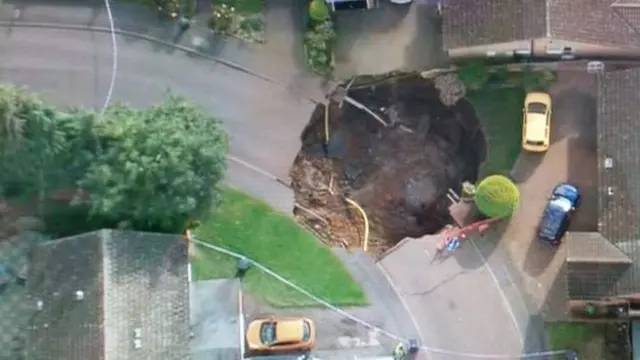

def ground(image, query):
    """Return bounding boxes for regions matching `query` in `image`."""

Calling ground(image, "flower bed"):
[208,0,265,43]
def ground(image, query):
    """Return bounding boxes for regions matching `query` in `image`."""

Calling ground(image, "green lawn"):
[215,0,264,14]
[546,322,606,360]
[192,186,367,307]
[467,86,525,178]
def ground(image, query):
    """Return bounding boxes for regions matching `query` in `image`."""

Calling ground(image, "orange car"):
[245,317,316,353]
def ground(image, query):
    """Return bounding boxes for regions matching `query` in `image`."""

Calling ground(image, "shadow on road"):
[453,219,508,270]
[537,261,570,322]
[511,151,545,184]
[523,237,560,278]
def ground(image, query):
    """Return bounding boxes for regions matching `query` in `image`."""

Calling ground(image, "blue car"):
[538,183,581,246]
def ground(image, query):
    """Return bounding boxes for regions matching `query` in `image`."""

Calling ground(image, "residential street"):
[0,18,541,360]
[0,26,307,212]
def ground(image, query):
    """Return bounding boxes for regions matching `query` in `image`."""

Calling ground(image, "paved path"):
[379,236,541,359]
[333,1,446,79]
[503,67,599,320]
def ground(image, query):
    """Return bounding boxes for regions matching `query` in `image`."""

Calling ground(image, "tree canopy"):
[0,85,228,235]
[474,175,519,218]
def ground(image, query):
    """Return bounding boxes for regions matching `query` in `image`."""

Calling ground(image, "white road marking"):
[468,239,524,347]
[376,263,430,360]
[238,285,245,359]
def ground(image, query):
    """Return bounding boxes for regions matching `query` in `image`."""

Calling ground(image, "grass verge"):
[467,86,524,178]
[192,186,367,307]
[546,322,605,359]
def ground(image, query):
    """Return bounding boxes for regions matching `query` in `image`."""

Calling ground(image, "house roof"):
[25,229,190,360]
[441,0,547,49]
[566,67,640,300]
[442,0,640,50]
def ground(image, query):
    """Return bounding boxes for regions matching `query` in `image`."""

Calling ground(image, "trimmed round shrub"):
[309,0,330,23]
[474,175,519,218]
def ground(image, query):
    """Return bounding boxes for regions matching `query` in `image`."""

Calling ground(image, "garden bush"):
[304,0,335,76]
[474,175,519,218]
[304,21,336,76]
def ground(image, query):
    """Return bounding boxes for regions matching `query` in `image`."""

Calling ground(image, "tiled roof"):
[572,67,640,300]
[441,0,547,49]
[566,232,632,263]
[25,230,190,360]
[549,0,640,48]
[442,0,640,50]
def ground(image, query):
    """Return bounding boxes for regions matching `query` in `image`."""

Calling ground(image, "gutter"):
[448,38,640,65]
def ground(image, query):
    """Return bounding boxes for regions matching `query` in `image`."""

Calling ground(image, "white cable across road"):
[101,0,117,115]
[191,237,570,359]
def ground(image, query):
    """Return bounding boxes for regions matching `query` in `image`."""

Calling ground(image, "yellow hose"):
[324,102,330,145]
[345,198,369,252]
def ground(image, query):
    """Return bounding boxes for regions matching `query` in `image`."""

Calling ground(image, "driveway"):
[190,279,241,360]
[333,2,446,79]
[502,65,599,320]
[0,26,310,212]
[378,235,532,359]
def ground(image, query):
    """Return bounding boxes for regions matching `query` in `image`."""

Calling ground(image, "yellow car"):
[245,317,316,353]
[522,92,552,152]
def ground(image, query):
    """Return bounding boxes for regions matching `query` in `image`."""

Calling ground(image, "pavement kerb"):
[0,20,322,104]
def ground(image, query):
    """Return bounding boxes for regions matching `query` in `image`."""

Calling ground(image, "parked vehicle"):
[522,92,552,152]
[389,0,413,4]
[245,316,316,353]
[538,183,580,246]
[325,0,378,11]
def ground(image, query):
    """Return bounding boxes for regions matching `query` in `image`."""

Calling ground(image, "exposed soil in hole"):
[290,74,487,255]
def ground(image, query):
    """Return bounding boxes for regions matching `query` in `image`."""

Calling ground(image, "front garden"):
[458,61,555,177]
[546,322,631,360]
[192,186,367,307]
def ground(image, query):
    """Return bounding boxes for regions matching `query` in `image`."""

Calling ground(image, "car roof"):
[275,319,304,343]
[540,198,571,238]
[524,113,547,141]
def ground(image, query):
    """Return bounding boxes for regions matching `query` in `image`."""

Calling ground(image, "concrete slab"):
[190,279,241,359]
[378,236,525,358]
[333,2,446,79]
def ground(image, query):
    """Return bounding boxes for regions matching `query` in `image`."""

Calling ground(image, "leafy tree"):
[0,85,228,235]
[474,175,519,218]
[79,95,228,232]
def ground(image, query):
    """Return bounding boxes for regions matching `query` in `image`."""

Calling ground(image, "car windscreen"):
[526,140,545,146]
[527,102,547,114]
[260,323,276,345]
[302,321,311,342]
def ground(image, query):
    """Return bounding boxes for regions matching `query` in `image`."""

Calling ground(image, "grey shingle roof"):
[442,0,640,50]
[566,67,640,300]
[25,230,190,360]
[441,0,547,49]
